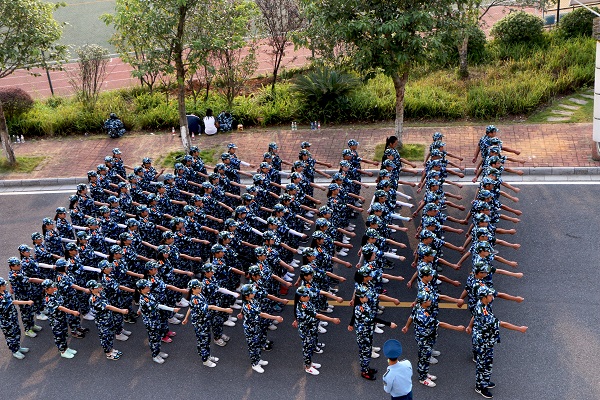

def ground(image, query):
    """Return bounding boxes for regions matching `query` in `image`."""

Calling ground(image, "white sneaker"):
[66,348,77,355]
[232,303,242,309]
[153,355,165,364]
[61,351,74,359]
[36,313,48,321]
[159,352,169,359]
[121,329,132,336]
[376,323,385,328]
[235,299,242,304]
[82,312,95,321]
[268,324,278,331]
[285,272,295,277]
[337,251,348,257]
[342,240,350,244]
[343,236,351,241]
[318,325,327,334]
[258,359,268,366]
[175,313,184,319]
[311,362,321,369]
[314,348,323,354]
[305,366,320,375]
[220,334,230,342]
[223,320,236,327]
[376,309,383,315]
[229,316,238,322]
[349,223,356,228]
[381,278,389,284]
[25,329,37,338]
[305,212,314,218]
[12,351,25,360]
[115,333,129,341]
[319,321,328,327]
[429,356,438,364]
[374,326,384,334]
[168,317,181,325]
[176,298,189,307]
[345,226,355,232]
[283,275,293,282]
[321,307,334,314]
[252,364,265,373]
[371,350,380,358]
[214,338,226,347]
[431,349,441,357]
[272,319,280,325]
[427,373,437,381]
[203,359,216,367]
[391,248,397,253]
[420,378,436,387]
[209,355,219,362]
[372,346,381,352]
[32,325,42,332]
[19,347,29,353]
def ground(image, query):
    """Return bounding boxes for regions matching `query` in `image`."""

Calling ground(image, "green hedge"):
[7,34,594,137]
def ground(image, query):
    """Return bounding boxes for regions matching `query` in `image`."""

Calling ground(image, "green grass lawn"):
[373,143,425,162]
[0,156,46,174]
[527,89,593,124]
[157,147,219,168]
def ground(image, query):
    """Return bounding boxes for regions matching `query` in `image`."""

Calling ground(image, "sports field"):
[45,0,117,53]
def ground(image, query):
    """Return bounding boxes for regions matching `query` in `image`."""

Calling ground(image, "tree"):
[445,0,544,78]
[0,0,64,166]
[255,0,304,93]
[68,44,109,111]
[212,0,259,110]
[300,0,453,143]
[104,0,210,152]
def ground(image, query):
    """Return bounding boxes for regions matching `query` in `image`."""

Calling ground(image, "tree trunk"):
[0,101,17,166]
[391,70,409,146]
[458,34,469,79]
[175,5,191,152]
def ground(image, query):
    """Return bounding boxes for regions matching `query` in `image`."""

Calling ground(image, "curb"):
[2,167,600,188]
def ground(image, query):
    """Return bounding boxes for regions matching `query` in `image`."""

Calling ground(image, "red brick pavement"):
[2,122,597,181]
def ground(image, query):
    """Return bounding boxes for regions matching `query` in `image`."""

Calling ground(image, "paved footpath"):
[1,122,599,184]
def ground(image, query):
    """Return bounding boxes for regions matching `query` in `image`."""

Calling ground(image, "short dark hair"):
[206,108,213,117]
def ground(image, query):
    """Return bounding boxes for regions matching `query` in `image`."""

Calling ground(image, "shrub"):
[558,7,600,38]
[0,87,34,118]
[292,67,360,122]
[491,11,545,45]
[435,24,488,67]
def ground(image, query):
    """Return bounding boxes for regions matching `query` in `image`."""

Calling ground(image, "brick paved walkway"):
[2,122,597,181]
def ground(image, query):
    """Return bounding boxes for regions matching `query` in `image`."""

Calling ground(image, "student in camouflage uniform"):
[349,285,398,381]
[239,284,283,373]
[42,279,80,359]
[87,279,129,360]
[401,290,465,388]
[136,279,180,364]
[293,285,341,375]
[0,277,32,359]
[181,279,233,367]
[467,285,527,399]
[7,257,43,338]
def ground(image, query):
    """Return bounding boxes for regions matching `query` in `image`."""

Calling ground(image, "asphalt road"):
[0,183,598,400]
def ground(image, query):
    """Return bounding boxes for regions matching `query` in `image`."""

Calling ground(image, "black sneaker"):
[486,382,496,389]
[124,315,137,324]
[71,331,85,339]
[368,368,378,374]
[78,327,90,333]
[361,371,376,380]
[263,342,273,351]
[476,386,493,398]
